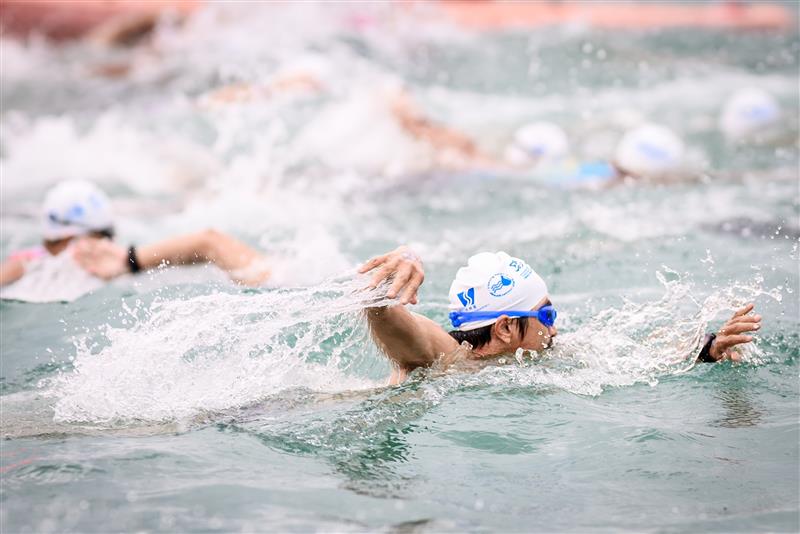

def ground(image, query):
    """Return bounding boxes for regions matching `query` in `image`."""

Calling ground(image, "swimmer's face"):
[515,296,557,352]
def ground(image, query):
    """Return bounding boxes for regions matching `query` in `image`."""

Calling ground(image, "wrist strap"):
[127,245,141,273]
[697,333,717,363]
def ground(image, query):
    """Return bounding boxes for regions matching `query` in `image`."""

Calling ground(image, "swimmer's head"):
[720,88,781,141]
[504,122,569,167]
[42,180,114,242]
[613,123,685,179]
[448,252,555,353]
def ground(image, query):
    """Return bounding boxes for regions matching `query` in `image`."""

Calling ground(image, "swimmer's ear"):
[493,316,514,345]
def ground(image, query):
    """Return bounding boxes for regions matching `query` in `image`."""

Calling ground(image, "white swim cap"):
[42,180,114,241]
[720,88,781,140]
[614,123,685,178]
[505,122,569,166]
[448,252,548,331]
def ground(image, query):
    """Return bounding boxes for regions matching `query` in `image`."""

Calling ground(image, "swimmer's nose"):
[548,326,558,338]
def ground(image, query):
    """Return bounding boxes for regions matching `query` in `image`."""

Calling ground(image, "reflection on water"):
[712,375,765,429]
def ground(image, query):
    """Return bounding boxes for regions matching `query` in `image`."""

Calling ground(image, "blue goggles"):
[449,305,557,329]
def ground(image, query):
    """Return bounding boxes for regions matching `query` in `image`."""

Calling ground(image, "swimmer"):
[199,54,330,107]
[359,246,762,384]
[504,121,617,188]
[0,0,197,44]
[503,121,687,187]
[294,83,498,175]
[0,180,270,293]
[504,121,570,168]
[385,87,497,169]
[720,88,782,142]
[610,122,687,182]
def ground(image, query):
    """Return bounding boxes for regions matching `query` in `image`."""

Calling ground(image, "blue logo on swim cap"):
[636,142,671,162]
[487,274,514,297]
[457,287,476,309]
[68,204,85,220]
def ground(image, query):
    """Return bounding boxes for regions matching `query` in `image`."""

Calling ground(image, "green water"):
[1,5,799,532]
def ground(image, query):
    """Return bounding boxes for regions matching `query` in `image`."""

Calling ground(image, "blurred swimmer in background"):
[720,87,783,143]
[0,180,270,302]
[360,246,762,384]
[505,120,688,187]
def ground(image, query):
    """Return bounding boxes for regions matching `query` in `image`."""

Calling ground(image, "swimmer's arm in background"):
[0,258,25,286]
[387,89,489,162]
[73,229,270,286]
[697,303,762,363]
[359,246,459,381]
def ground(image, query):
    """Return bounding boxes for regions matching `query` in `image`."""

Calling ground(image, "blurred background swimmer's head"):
[505,121,570,168]
[41,180,114,242]
[613,123,686,180]
[720,87,782,142]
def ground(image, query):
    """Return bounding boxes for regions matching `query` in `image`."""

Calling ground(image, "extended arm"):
[73,229,270,286]
[359,246,458,382]
[387,89,498,165]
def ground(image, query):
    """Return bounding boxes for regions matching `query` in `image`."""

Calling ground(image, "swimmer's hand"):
[73,238,128,280]
[358,246,424,305]
[710,303,762,362]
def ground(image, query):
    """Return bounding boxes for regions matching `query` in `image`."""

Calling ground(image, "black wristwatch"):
[127,245,142,273]
[697,333,717,363]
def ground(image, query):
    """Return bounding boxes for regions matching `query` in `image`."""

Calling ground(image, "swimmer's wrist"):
[127,245,142,274]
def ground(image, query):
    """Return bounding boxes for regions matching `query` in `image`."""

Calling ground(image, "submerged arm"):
[74,229,270,286]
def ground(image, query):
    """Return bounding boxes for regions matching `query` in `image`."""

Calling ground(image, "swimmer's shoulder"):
[410,310,461,354]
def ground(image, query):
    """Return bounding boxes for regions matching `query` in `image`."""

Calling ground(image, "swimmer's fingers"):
[358,253,389,274]
[727,350,743,363]
[719,318,761,336]
[718,334,754,346]
[399,271,424,305]
[368,257,401,289]
[387,262,414,299]
[710,334,753,361]
[73,238,127,280]
[73,239,98,266]
[363,246,422,291]
[731,303,755,318]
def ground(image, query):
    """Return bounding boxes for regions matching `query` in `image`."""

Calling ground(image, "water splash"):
[505,267,782,395]
[47,263,783,425]
[49,274,393,424]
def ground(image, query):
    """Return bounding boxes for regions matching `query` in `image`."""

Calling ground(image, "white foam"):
[50,276,390,423]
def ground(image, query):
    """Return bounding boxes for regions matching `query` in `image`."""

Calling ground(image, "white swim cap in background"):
[448,251,548,331]
[614,123,685,178]
[42,180,114,241]
[505,121,569,166]
[720,88,781,140]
